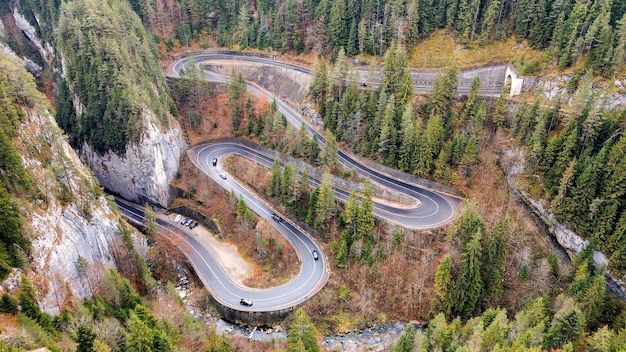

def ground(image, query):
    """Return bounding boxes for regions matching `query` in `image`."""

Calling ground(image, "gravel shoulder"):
[161,213,252,286]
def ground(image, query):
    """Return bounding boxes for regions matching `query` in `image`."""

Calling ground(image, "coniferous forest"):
[3,0,626,350]
[122,0,626,75]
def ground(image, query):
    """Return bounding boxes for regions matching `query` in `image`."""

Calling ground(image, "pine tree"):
[393,325,416,352]
[434,255,453,315]
[76,325,97,352]
[143,205,157,244]
[328,0,348,49]
[543,297,585,349]
[580,270,607,330]
[378,96,398,165]
[481,218,508,305]
[127,311,154,352]
[315,170,336,229]
[398,104,418,172]
[451,227,484,319]
[270,160,282,197]
[288,308,320,352]
[428,66,459,122]
[345,191,359,232]
[309,134,320,165]
[321,130,339,171]
[414,112,444,177]
[308,59,329,108]
[282,163,296,209]
[356,179,375,240]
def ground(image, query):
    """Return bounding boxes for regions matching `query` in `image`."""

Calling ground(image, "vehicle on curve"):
[219,173,227,179]
[312,249,319,260]
[212,158,218,166]
[271,213,283,222]
[240,298,253,306]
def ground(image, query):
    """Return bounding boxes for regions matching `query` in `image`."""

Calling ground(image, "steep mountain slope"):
[6,0,185,208]
[0,48,143,314]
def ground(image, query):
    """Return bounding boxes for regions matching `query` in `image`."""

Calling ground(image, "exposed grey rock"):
[499,146,626,300]
[12,8,54,66]
[81,113,185,208]
[10,104,144,315]
[534,74,626,111]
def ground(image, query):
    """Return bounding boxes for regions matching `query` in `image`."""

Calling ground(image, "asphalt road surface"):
[116,199,328,312]
[125,52,464,313]
[168,52,508,95]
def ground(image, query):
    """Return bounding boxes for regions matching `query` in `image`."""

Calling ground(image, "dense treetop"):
[55,0,177,155]
[125,0,626,76]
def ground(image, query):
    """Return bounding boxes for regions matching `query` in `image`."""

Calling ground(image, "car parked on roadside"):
[174,214,182,223]
[181,218,190,226]
[240,298,253,306]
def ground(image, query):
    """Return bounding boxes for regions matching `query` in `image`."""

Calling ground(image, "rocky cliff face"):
[80,112,185,208]
[498,147,626,300]
[0,48,146,314]
[534,73,626,112]
[4,2,187,209]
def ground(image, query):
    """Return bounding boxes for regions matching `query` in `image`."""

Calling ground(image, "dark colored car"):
[312,249,319,260]
[181,218,190,226]
[212,158,218,166]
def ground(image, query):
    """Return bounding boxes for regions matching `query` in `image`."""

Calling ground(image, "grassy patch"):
[410,31,545,69]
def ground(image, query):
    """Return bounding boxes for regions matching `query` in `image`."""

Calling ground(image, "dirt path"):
[160,213,252,286]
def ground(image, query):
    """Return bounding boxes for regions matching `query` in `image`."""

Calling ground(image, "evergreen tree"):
[393,325,416,352]
[481,218,508,306]
[378,96,398,165]
[321,130,339,171]
[127,311,154,352]
[413,112,444,177]
[356,179,376,240]
[315,170,336,229]
[288,308,320,352]
[143,205,157,244]
[451,227,484,319]
[434,255,453,315]
[328,0,348,49]
[270,160,282,197]
[309,134,321,165]
[428,66,459,123]
[76,324,97,352]
[543,297,585,349]
[398,104,419,172]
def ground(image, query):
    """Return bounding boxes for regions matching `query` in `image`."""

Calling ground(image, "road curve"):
[168,52,507,95]
[115,199,329,312]
[150,52,463,313]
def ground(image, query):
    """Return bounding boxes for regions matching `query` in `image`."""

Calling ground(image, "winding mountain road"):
[118,52,463,313]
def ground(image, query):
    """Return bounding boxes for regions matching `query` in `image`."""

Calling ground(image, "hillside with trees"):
[3,0,626,350]
[131,0,626,75]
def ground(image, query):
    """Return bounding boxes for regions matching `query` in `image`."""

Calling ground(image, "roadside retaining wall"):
[212,295,295,326]
[195,137,420,206]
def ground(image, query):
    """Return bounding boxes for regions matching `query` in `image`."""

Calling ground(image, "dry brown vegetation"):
[165,55,572,337]
[169,156,299,289]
